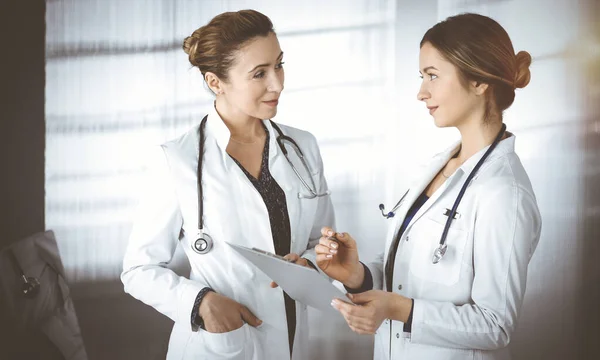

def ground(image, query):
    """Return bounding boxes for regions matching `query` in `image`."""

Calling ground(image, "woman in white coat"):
[121,10,334,360]
[317,13,542,360]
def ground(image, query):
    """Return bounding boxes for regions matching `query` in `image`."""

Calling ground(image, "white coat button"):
[397,284,402,290]
[396,333,400,338]
[405,236,409,242]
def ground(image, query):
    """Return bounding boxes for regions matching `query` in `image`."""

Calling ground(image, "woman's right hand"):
[316,227,365,289]
[198,292,262,333]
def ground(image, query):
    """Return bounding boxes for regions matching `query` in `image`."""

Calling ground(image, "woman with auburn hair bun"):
[318,13,542,360]
[122,9,335,360]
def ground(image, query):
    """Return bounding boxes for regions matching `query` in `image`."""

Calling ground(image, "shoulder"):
[269,121,322,156]
[270,121,319,146]
[160,124,201,164]
[162,123,200,150]
[472,152,541,225]
[269,121,326,172]
[476,152,536,199]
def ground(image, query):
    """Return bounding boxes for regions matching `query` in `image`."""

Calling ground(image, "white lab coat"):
[121,107,335,360]
[369,134,542,360]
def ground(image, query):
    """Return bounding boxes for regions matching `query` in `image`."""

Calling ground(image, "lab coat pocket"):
[197,323,253,359]
[409,217,468,286]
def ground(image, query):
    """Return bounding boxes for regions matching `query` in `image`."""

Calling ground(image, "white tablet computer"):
[227,242,352,313]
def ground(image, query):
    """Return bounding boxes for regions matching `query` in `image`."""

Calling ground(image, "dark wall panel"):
[0,1,46,247]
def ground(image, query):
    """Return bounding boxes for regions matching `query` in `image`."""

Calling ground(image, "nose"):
[417,81,429,102]
[268,71,284,93]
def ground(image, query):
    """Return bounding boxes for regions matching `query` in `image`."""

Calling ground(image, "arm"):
[410,184,542,350]
[121,145,208,331]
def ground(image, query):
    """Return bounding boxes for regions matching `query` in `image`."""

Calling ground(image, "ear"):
[471,80,489,96]
[205,72,225,95]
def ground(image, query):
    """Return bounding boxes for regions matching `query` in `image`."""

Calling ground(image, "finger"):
[294,257,309,267]
[336,307,375,335]
[270,281,279,288]
[240,306,262,327]
[332,231,355,246]
[315,244,333,255]
[347,291,375,305]
[331,298,355,314]
[319,237,339,251]
[282,253,300,262]
[350,324,375,335]
[316,253,333,263]
[335,303,376,333]
[321,226,334,237]
[315,244,335,260]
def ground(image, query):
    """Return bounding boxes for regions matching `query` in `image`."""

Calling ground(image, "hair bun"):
[514,51,532,89]
[182,35,198,56]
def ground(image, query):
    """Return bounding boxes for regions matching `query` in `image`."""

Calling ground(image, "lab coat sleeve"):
[300,136,336,277]
[367,214,401,291]
[410,182,541,350]
[366,252,385,291]
[121,145,207,331]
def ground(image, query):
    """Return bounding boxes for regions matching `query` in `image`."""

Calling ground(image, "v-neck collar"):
[229,122,270,183]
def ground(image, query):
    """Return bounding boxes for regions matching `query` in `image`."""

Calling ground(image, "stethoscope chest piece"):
[432,244,448,264]
[193,232,213,255]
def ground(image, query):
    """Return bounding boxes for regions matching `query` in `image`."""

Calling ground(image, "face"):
[213,32,284,120]
[417,42,485,128]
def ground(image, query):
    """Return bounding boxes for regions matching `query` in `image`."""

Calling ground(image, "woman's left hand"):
[331,290,411,335]
[270,253,312,288]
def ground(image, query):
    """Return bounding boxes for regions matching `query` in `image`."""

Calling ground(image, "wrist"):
[388,294,412,323]
[344,262,365,289]
[198,290,216,318]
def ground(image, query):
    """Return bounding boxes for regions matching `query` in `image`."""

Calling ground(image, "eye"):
[428,73,438,80]
[275,61,285,70]
[253,71,265,79]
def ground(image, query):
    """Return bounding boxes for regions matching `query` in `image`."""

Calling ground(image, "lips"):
[263,99,279,106]
[427,106,438,115]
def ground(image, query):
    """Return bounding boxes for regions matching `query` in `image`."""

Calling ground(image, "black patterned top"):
[191,123,296,354]
[229,124,296,354]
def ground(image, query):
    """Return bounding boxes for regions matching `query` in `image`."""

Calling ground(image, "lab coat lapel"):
[404,143,461,234]
[263,121,300,254]
[383,143,460,265]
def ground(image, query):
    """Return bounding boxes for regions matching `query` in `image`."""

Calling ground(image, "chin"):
[433,117,448,128]
[262,108,278,120]
[432,115,454,128]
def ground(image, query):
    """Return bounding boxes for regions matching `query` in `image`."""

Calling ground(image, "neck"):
[214,98,263,138]
[455,119,503,164]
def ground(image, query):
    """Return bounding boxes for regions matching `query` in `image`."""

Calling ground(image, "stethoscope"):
[192,116,330,255]
[7,248,41,299]
[379,123,506,264]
